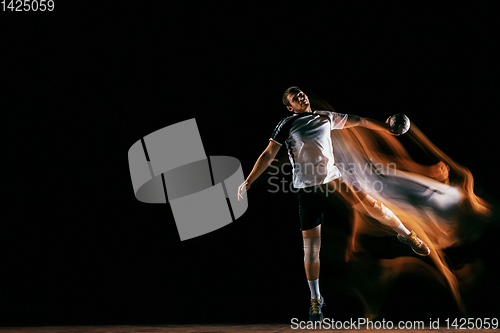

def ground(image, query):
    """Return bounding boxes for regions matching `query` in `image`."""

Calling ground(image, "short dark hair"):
[282,86,301,107]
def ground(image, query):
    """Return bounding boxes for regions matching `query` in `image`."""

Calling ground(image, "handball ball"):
[387,114,410,135]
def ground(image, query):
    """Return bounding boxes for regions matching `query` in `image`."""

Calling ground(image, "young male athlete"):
[237,86,431,322]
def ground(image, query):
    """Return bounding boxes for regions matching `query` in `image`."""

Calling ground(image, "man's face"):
[286,90,310,113]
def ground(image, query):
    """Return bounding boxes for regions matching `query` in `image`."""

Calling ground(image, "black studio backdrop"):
[2,2,500,326]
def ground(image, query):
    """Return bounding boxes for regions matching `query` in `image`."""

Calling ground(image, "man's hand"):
[350,116,399,135]
[238,181,251,201]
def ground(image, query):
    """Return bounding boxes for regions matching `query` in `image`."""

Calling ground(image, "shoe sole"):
[411,247,431,256]
[309,316,325,323]
[397,235,431,256]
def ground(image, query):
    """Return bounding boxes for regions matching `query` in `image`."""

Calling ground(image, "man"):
[237,86,430,323]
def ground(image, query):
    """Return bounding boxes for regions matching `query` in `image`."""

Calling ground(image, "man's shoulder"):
[274,114,298,128]
[271,114,300,141]
[280,113,298,121]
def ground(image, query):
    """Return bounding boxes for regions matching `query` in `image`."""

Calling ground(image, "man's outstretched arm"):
[344,114,393,134]
[238,140,281,200]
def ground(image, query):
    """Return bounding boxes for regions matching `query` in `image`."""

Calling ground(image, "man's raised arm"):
[344,114,394,134]
[238,140,281,200]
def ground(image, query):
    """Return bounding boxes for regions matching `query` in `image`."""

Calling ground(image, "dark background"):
[2,1,500,327]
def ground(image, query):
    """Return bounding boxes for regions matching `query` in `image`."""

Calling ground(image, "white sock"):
[308,279,321,299]
[393,222,411,238]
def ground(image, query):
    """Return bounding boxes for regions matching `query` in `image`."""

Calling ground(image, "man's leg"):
[302,224,324,322]
[303,224,321,295]
[326,178,430,256]
[357,193,430,256]
[297,187,326,322]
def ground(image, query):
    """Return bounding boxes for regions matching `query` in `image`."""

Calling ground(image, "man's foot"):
[397,230,431,256]
[309,296,325,322]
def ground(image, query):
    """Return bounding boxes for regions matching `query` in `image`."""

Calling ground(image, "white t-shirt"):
[270,110,348,188]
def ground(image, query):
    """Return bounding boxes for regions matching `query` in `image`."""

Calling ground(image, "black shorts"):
[296,178,366,231]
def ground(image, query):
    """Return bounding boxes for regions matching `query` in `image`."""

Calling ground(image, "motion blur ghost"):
[309,94,491,315]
